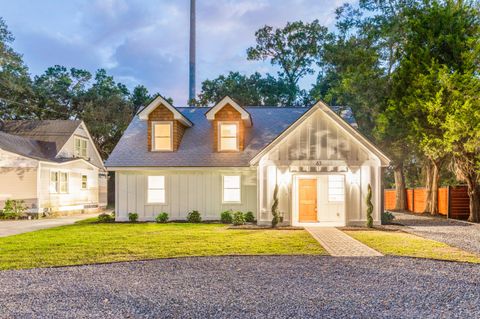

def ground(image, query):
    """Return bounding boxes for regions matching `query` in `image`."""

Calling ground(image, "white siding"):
[115,169,257,221]
[0,150,38,210]
[39,161,100,212]
[57,123,104,169]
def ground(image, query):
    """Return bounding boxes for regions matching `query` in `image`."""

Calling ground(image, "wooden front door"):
[298,178,317,222]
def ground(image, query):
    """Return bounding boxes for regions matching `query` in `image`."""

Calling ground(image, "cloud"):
[1,0,354,105]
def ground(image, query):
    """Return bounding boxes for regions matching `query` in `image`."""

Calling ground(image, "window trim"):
[327,175,345,202]
[50,171,59,193]
[218,121,239,152]
[81,175,88,190]
[222,175,242,204]
[74,136,88,158]
[151,121,173,152]
[50,170,69,194]
[147,175,166,204]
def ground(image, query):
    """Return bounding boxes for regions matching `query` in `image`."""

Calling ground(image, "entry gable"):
[250,100,391,166]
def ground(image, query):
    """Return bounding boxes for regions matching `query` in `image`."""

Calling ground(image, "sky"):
[0,0,353,105]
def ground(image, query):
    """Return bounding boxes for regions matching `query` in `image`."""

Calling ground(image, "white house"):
[0,120,107,215]
[106,96,390,226]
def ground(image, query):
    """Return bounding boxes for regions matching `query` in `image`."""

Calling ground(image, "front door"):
[298,178,317,222]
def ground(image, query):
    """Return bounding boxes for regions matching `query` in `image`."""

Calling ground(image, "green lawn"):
[0,221,326,270]
[345,230,480,263]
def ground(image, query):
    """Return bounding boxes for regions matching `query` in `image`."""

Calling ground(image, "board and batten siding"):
[257,108,382,226]
[115,169,257,221]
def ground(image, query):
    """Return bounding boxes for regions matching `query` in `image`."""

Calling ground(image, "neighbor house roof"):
[106,105,360,168]
[0,120,96,165]
[1,120,82,157]
[0,131,54,160]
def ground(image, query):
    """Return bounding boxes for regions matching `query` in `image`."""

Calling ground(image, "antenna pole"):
[188,0,196,105]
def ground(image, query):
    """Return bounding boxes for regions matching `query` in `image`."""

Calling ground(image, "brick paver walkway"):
[306,227,383,257]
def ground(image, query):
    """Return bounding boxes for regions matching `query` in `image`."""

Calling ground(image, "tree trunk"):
[393,163,407,211]
[424,159,440,215]
[466,178,480,223]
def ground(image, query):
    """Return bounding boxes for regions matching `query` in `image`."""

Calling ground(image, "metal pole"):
[188,0,196,105]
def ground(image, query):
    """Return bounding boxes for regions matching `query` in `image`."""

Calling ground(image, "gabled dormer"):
[138,95,193,152]
[205,96,252,152]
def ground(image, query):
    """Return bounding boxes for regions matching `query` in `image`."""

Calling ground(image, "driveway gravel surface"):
[393,212,480,254]
[1,256,479,318]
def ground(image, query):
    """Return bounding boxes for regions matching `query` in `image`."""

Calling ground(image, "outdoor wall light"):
[348,169,360,185]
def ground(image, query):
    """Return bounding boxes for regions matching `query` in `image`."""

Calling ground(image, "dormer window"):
[152,122,173,151]
[74,137,88,158]
[219,122,239,151]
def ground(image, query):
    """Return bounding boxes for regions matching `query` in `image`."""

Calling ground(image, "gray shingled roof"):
[107,106,355,167]
[2,120,82,157]
[0,120,82,162]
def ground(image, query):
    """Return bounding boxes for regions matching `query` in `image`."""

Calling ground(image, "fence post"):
[447,185,451,219]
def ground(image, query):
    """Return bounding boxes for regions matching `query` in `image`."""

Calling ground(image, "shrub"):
[244,211,255,223]
[98,212,114,223]
[1,199,27,220]
[382,211,395,224]
[156,212,169,223]
[366,184,373,228]
[271,184,280,228]
[232,211,245,226]
[220,210,233,224]
[186,210,202,223]
[128,212,139,222]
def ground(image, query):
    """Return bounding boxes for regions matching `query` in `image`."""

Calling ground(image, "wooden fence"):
[384,186,470,220]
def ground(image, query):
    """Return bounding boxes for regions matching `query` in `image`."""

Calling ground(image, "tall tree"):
[130,85,152,114]
[0,17,33,119]
[32,65,91,119]
[391,0,480,214]
[193,71,293,106]
[247,20,330,105]
[78,69,135,158]
[420,66,480,221]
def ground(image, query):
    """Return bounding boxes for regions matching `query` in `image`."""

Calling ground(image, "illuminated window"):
[74,137,88,158]
[219,122,238,151]
[328,175,344,202]
[223,175,241,203]
[148,176,165,203]
[152,122,172,151]
[81,175,88,189]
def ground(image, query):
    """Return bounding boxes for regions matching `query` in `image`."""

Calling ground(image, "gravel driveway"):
[1,256,479,318]
[393,212,480,254]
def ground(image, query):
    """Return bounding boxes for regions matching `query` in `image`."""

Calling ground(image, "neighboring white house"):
[0,120,107,215]
[106,96,390,226]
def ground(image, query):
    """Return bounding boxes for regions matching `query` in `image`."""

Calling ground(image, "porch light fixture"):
[348,169,360,185]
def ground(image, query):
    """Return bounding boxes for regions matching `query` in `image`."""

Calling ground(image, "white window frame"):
[218,121,239,152]
[50,171,68,193]
[50,171,59,193]
[81,175,88,190]
[328,175,345,202]
[222,175,242,204]
[147,176,166,204]
[151,121,173,151]
[74,136,88,158]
